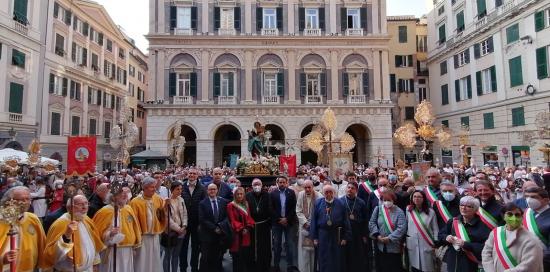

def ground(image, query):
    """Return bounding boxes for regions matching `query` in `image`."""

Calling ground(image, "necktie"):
[212,200,219,221]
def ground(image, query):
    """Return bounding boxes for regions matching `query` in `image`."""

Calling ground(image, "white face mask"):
[383,201,394,208]
[498,180,508,189]
[442,192,456,201]
[253,185,262,193]
[296,179,305,186]
[527,197,542,210]
[56,184,62,189]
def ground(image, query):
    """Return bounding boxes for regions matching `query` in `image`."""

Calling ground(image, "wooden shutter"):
[464,48,470,64]
[190,72,197,96]
[360,8,367,30]
[191,7,198,29]
[170,6,177,30]
[214,7,220,30]
[277,72,284,96]
[97,90,102,106]
[62,78,68,96]
[535,11,545,32]
[483,112,494,129]
[169,72,176,97]
[228,72,234,96]
[257,8,263,31]
[407,55,413,67]
[234,7,241,31]
[98,33,103,46]
[9,83,23,114]
[54,2,59,18]
[341,8,347,31]
[398,79,404,93]
[487,36,494,53]
[390,74,396,92]
[319,8,325,30]
[509,56,523,87]
[49,73,55,93]
[454,80,460,101]
[395,55,402,67]
[466,75,472,99]
[299,73,306,96]
[88,87,92,104]
[299,8,305,31]
[82,48,87,66]
[213,73,220,96]
[83,22,89,36]
[409,79,414,92]
[454,55,459,68]
[71,42,76,61]
[536,46,549,79]
[476,71,483,95]
[441,84,449,105]
[73,16,78,30]
[474,43,481,59]
[490,66,497,92]
[477,0,486,17]
[320,73,326,96]
[342,73,349,96]
[362,73,369,95]
[276,8,283,30]
[64,10,72,25]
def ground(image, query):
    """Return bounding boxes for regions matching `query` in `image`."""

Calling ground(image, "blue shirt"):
[279,189,286,217]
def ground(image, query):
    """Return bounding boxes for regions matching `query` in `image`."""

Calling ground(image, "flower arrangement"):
[237,155,279,175]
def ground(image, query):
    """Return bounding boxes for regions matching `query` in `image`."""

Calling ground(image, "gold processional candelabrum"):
[110,97,138,170]
[302,108,356,165]
[393,101,452,162]
[0,199,26,272]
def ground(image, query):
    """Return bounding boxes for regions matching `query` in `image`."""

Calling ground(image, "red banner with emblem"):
[67,136,96,176]
[279,154,297,177]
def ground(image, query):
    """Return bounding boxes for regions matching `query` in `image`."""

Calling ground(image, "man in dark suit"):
[199,183,229,272]
[270,176,298,272]
[212,167,233,201]
[180,168,206,272]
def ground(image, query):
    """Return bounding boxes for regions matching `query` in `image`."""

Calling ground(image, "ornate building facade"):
[146,0,394,167]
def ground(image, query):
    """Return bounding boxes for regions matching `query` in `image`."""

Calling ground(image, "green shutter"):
[506,24,519,44]
[213,73,220,96]
[9,82,23,114]
[343,73,349,96]
[11,49,25,68]
[454,80,460,101]
[483,112,494,129]
[438,24,446,43]
[476,71,483,95]
[490,66,497,92]
[299,73,306,96]
[228,72,234,96]
[476,0,486,17]
[362,73,369,95]
[190,72,197,96]
[535,11,546,32]
[390,74,396,92]
[536,46,548,79]
[461,116,469,127]
[13,0,28,24]
[398,26,407,43]
[456,11,465,31]
[169,72,176,97]
[466,75,472,99]
[441,84,449,105]
[512,107,525,126]
[320,73,327,96]
[277,72,284,96]
[509,56,523,87]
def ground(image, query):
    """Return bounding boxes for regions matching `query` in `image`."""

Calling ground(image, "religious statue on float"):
[247,121,265,157]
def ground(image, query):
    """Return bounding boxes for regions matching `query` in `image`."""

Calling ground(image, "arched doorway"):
[213,125,241,167]
[180,125,197,166]
[300,124,318,165]
[265,124,285,156]
[345,124,370,165]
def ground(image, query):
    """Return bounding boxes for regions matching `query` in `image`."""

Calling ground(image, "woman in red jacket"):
[227,186,255,272]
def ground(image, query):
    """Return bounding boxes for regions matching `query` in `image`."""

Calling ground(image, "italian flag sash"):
[434,200,452,223]
[523,208,548,245]
[361,181,375,194]
[232,201,248,215]
[453,218,478,263]
[374,189,381,200]
[493,226,518,269]
[379,206,395,233]
[424,186,439,205]
[409,207,435,247]
[477,207,498,230]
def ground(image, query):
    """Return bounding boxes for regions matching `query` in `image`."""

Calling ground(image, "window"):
[74,18,89,36]
[104,121,111,138]
[49,74,64,95]
[438,6,445,16]
[536,46,549,79]
[177,7,191,29]
[398,26,407,43]
[477,0,487,18]
[460,116,470,127]
[440,60,447,75]
[508,56,523,87]
[104,60,113,78]
[88,87,101,105]
[506,24,519,44]
[305,8,319,29]
[71,43,87,66]
[129,65,135,77]
[306,74,320,96]
[438,24,446,44]
[220,8,235,29]
[395,55,413,67]
[454,75,472,101]
[417,35,427,52]
[398,79,414,93]
[118,48,125,60]
[441,120,449,128]
[89,119,97,135]
[476,66,497,95]
[346,9,361,29]
[138,71,143,81]
[177,74,191,96]
[475,37,494,58]
[456,11,465,32]
[50,112,61,135]
[511,107,525,126]
[483,112,494,129]
[441,84,449,105]
[535,9,550,32]
[11,49,25,68]
[9,82,23,114]
[418,87,427,102]
[55,34,65,57]
[454,49,470,67]
[116,68,127,84]
[13,0,28,25]
[404,107,415,120]
[129,83,135,96]
[106,39,113,52]
[69,81,81,100]
[91,53,99,71]
[263,73,277,96]
[263,8,277,29]
[91,30,103,45]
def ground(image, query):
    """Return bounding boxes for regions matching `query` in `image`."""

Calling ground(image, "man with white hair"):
[310,185,351,272]
[129,177,167,272]
[296,179,322,272]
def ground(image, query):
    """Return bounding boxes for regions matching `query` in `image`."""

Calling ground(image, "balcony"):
[476,16,488,30]
[304,28,321,36]
[218,28,236,36]
[347,95,367,104]
[13,20,28,35]
[305,95,322,104]
[261,28,279,36]
[8,113,22,124]
[262,96,279,104]
[218,96,237,105]
[345,28,363,36]
[175,28,193,35]
[173,96,193,105]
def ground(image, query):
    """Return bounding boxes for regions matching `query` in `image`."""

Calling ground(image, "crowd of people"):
[0,162,549,272]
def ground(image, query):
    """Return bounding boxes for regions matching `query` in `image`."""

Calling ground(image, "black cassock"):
[340,195,369,271]
[246,191,272,271]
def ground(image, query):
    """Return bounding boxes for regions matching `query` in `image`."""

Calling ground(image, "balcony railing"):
[175,28,193,35]
[347,95,367,104]
[476,16,488,30]
[218,96,237,104]
[173,96,193,105]
[8,113,22,124]
[262,96,279,104]
[218,28,236,36]
[304,28,321,36]
[305,95,322,104]
[345,28,363,36]
[13,20,28,35]
[261,28,279,36]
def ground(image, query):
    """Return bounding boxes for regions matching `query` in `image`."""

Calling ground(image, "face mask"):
[442,192,456,201]
[383,201,394,208]
[253,185,262,193]
[504,214,522,229]
[229,183,236,190]
[527,197,542,210]
[313,181,320,187]
[442,179,451,183]
[388,174,397,182]
[297,179,305,186]
[498,180,508,189]
[56,184,62,189]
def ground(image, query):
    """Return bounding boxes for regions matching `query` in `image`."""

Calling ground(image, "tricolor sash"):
[374,189,381,200]
[409,207,435,247]
[493,226,518,269]
[453,218,479,263]
[424,186,439,205]
[434,200,452,223]
[361,181,375,194]
[523,208,549,245]
[477,207,498,230]
[231,201,248,215]
[379,206,395,233]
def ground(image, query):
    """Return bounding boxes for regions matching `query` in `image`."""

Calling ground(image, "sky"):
[96,0,429,54]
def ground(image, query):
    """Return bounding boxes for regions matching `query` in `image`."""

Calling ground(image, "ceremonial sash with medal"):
[379,206,395,233]
[409,207,435,247]
[477,207,498,230]
[434,200,452,223]
[424,186,439,205]
[452,218,479,263]
[493,226,518,269]
[361,181,375,194]
[523,208,549,245]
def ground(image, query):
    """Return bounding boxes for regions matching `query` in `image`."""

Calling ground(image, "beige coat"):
[482,227,544,272]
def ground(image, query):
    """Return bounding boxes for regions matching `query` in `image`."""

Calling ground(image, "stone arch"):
[257,54,284,67]
[167,124,197,166]
[264,123,285,156]
[344,123,371,165]
[209,121,245,140]
[299,53,327,67]
[341,53,369,68]
[300,124,318,165]
[169,53,198,68]
[165,120,200,141]
[212,53,242,68]
[213,124,242,166]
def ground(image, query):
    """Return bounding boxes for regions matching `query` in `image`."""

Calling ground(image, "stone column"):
[202,0,209,34]
[201,50,210,103]
[373,50,382,101]
[287,50,297,102]
[244,50,253,103]
[371,0,379,34]
[379,0,387,34]
[196,139,214,168]
[287,0,295,34]
[381,50,390,101]
[156,50,166,101]
[241,139,249,157]
[329,0,337,34]
[329,50,339,103]
[245,0,252,34]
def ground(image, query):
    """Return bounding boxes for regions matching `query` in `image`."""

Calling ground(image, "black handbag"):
[160,200,181,248]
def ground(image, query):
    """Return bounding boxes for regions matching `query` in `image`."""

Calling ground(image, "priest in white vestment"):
[296,180,323,272]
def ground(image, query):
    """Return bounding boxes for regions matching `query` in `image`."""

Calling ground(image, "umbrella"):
[0,148,59,165]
